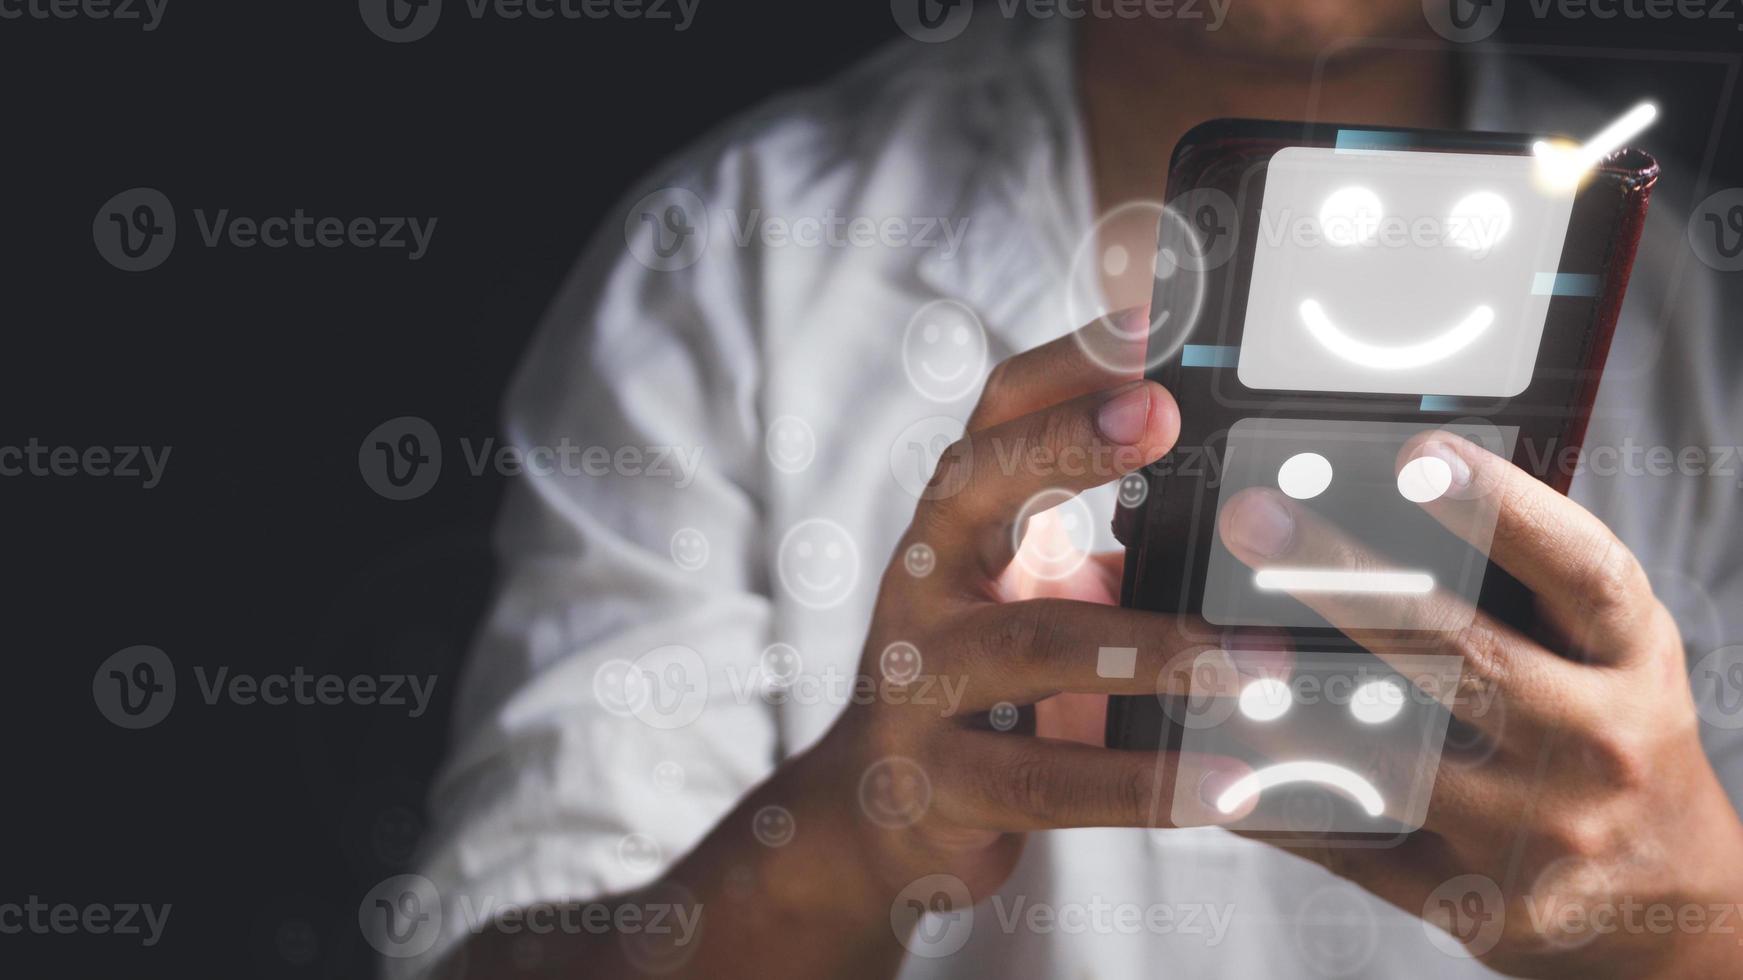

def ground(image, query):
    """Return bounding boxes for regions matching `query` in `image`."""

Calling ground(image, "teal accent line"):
[1530,272,1600,297]
[1182,344,1239,368]
[1419,395,1462,412]
[1334,130,1415,152]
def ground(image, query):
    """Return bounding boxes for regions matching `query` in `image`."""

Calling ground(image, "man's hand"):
[1218,430,1743,978]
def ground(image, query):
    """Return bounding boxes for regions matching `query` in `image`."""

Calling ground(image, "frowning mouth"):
[1298,299,1494,371]
[1215,761,1385,817]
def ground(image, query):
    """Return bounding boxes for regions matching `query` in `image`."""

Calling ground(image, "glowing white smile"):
[1254,568,1435,595]
[920,361,968,382]
[1215,761,1386,817]
[1298,299,1494,371]
[795,571,842,592]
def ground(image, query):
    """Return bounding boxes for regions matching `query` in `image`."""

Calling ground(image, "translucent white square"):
[1096,646,1137,679]
[1237,147,1576,397]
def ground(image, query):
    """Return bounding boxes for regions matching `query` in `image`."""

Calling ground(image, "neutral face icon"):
[777,519,861,609]
[1238,147,1576,398]
[902,300,987,402]
[1204,418,1513,632]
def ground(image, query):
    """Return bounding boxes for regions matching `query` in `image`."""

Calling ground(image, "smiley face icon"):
[751,805,796,847]
[766,415,816,474]
[1011,488,1095,581]
[777,519,861,609]
[879,641,922,686]
[759,643,803,689]
[670,528,709,571]
[1117,472,1149,509]
[903,542,936,578]
[1238,147,1577,398]
[592,658,651,716]
[652,760,686,794]
[902,299,987,402]
[859,756,933,829]
[617,832,663,874]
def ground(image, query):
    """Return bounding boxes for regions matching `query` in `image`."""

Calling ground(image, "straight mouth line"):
[1254,569,1434,595]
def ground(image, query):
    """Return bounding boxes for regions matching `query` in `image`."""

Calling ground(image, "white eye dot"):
[1397,455,1454,503]
[1102,244,1130,277]
[1238,677,1291,722]
[1351,678,1406,724]
[1318,186,1383,247]
[1154,246,1179,281]
[1447,191,1511,251]
[1277,452,1333,500]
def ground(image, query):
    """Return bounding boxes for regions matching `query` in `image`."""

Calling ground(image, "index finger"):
[1399,432,1661,665]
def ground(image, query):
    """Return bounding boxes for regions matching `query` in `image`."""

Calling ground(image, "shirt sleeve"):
[393,164,779,978]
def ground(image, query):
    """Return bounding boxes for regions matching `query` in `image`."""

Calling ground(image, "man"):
[402,5,1743,977]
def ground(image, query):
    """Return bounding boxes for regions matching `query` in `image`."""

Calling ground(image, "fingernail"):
[1095,383,1152,445]
[1224,492,1294,558]
[1424,439,1473,490]
[1198,769,1243,812]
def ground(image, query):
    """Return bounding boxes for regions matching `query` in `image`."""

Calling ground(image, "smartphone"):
[1105,118,1658,846]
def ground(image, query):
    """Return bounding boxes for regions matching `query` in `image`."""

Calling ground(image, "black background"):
[1,2,1736,976]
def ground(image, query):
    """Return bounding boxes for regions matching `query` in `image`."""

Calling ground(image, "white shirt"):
[405,16,1743,979]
